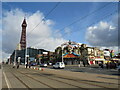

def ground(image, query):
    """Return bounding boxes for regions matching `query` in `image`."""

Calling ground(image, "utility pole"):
[18,57,21,64]
[13,50,16,67]
[61,46,64,62]
[25,47,27,66]
[39,58,41,64]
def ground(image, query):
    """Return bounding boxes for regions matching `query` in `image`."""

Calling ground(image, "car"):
[31,63,37,66]
[117,65,120,72]
[53,62,65,69]
[40,63,47,67]
[49,63,52,65]
[20,63,24,65]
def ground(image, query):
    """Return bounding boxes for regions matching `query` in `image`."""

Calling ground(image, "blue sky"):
[2,2,118,44]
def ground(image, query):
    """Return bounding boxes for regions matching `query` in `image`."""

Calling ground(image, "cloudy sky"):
[1,1,119,62]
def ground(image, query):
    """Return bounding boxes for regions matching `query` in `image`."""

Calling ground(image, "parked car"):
[53,62,65,69]
[40,63,47,67]
[117,65,120,72]
[20,63,24,65]
[49,63,52,65]
[31,63,37,66]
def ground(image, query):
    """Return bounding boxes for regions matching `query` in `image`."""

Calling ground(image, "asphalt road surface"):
[2,64,119,89]
[41,65,120,76]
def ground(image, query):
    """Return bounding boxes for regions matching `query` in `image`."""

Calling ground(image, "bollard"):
[41,68,44,71]
[39,68,41,70]
[36,68,38,70]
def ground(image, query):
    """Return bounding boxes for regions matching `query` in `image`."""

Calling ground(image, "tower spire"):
[20,18,27,49]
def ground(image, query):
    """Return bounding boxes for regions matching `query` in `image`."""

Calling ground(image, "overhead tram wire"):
[57,1,115,33]
[27,1,62,48]
[27,2,61,37]
[43,2,61,19]
[28,10,117,49]
[28,38,49,48]
[27,1,112,39]
[62,10,117,37]
[28,1,116,48]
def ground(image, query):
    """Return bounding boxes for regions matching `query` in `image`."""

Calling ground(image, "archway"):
[61,40,81,65]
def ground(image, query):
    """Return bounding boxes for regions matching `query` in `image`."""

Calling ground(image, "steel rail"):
[18,68,116,89]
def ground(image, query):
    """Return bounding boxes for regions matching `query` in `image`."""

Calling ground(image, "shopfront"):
[63,53,80,65]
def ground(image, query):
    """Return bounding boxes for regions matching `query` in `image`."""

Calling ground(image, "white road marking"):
[3,71,12,89]
[0,69,2,90]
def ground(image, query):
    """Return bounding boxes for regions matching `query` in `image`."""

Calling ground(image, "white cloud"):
[64,27,71,35]
[85,14,119,54]
[1,51,10,62]
[85,18,118,47]
[2,8,67,58]
[100,46,118,55]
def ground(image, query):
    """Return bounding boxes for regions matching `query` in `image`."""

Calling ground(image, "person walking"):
[98,62,102,68]
[83,61,85,67]
[17,63,19,69]
[101,63,103,69]
[13,62,16,68]
[13,64,15,68]
[29,62,31,68]
[26,63,28,68]
[106,62,108,69]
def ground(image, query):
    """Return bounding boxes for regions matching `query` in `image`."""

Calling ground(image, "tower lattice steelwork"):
[20,18,27,49]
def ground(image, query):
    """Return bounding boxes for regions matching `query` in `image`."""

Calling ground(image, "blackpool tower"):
[20,18,27,49]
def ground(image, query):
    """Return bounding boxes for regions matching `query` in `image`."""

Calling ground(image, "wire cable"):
[27,1,116,48]
[62,10,117,37]
[27,2,61,37]
[57,2,115,33]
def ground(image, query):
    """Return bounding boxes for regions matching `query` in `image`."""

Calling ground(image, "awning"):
[63,52,80,58]
[112,58,120,61]
[95,58,105,61]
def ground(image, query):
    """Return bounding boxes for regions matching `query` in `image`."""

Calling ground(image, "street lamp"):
[25,47,27,65]
[61,46,64,62]
[14,50,16,66]
[18,57,21,63]
[25,47,29,67]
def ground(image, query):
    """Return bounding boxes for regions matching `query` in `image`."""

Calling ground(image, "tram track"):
[10,70,59,89]
[17,68,117,89]
[11,72,32,90]
[15,70,88,89]
[3,65,118,89]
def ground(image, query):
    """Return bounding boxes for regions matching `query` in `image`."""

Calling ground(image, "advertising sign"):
[104,51,110,56]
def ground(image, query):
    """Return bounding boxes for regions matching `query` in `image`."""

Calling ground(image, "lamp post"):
[14,50,16,67]
[25,47,27,67]
[18,57,21,64]
[61,46,64,62]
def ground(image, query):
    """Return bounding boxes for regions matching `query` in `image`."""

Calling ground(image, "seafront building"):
[8,19,116,65]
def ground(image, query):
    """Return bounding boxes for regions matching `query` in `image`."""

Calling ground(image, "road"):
[2,64,119,89]
[39,65,120,76]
